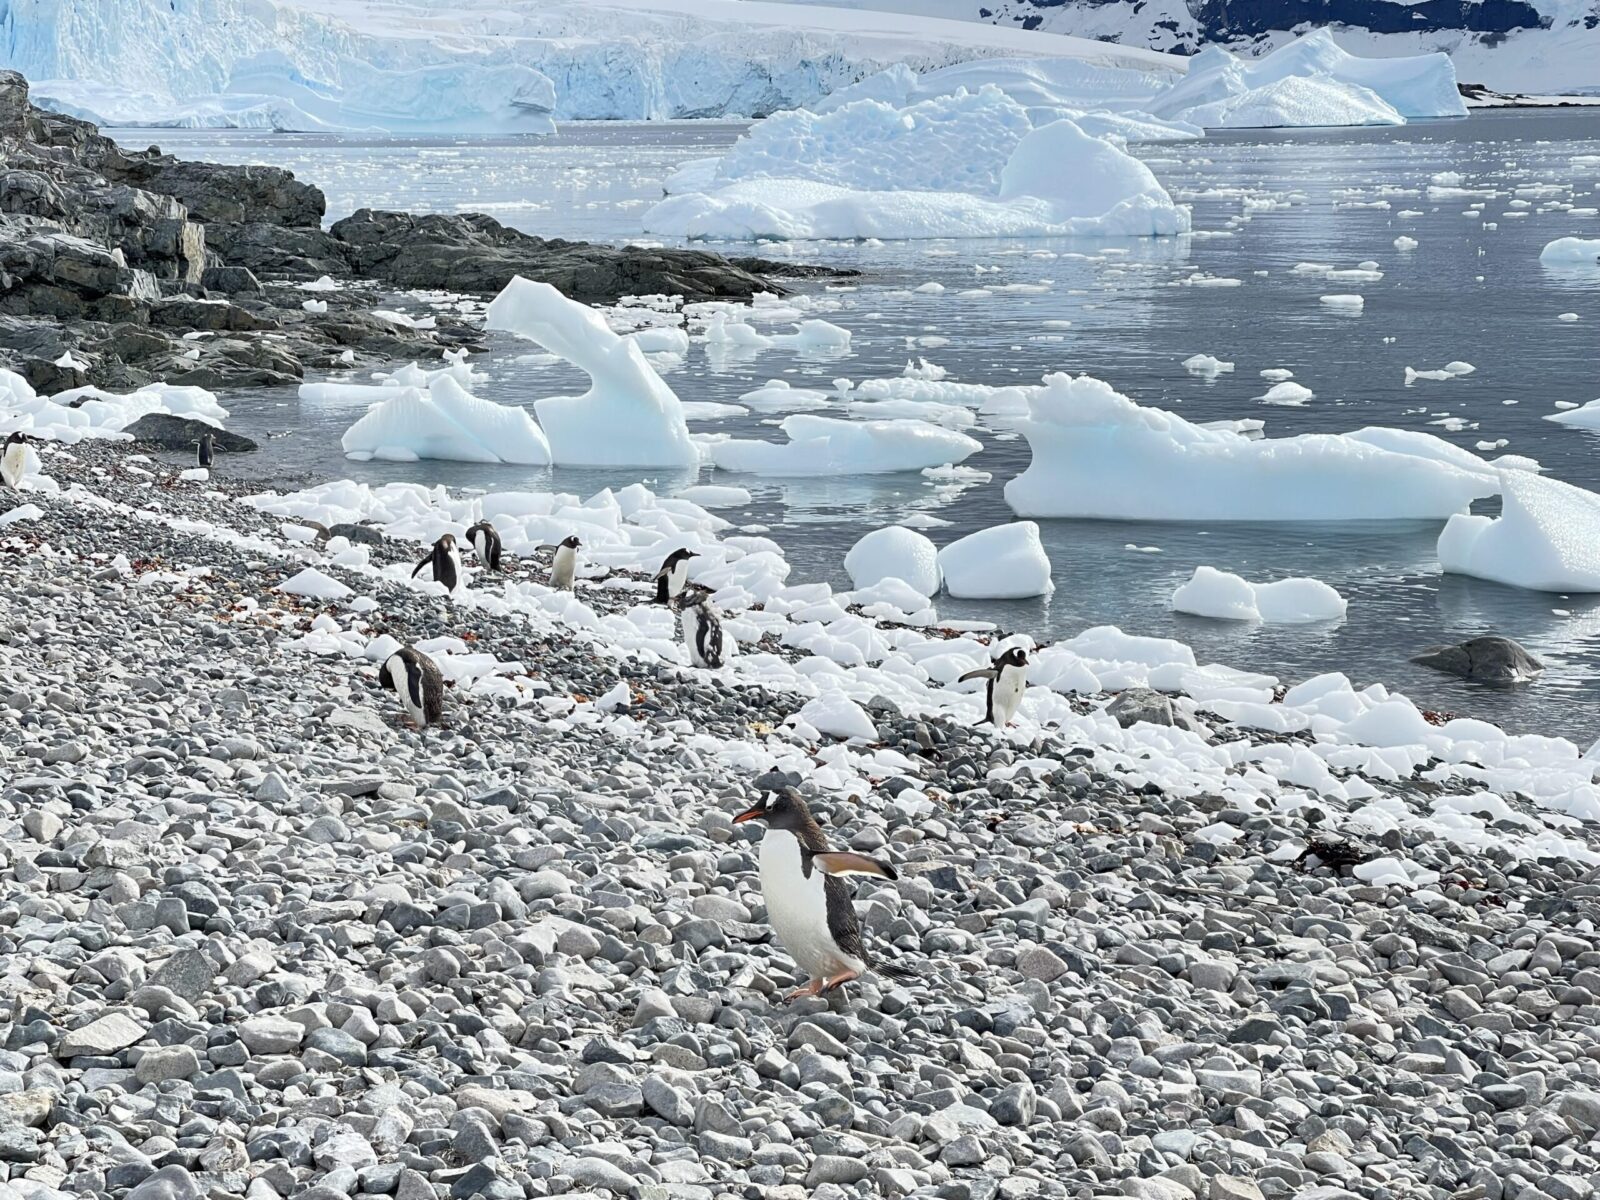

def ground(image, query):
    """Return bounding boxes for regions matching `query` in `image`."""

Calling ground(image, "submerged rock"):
[1411,635,1543,684]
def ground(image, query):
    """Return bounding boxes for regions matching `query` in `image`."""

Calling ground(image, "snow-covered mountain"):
[774,0,1600,94]
[0,0,1180,131]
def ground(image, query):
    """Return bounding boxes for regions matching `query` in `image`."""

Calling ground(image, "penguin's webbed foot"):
[819,969,860,996]
[783,979,827,1003]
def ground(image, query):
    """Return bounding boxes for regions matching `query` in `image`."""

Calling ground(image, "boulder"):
[122,415,257,452]
[1106,686,1177,728]
[1411,635,1542,685]
[199,265,263,294]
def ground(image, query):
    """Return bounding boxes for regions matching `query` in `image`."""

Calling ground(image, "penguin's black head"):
[732,787,808,831]
[438,533,456,550]
[4,432,24,447]
[377,653,398,691]
[669,548,698,564]
[997,646,1028,670]
[560,535,580,549]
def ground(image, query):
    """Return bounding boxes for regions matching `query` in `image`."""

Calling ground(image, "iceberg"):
[644,89,1189,241]
[340,375,552,466]
[1438,471,1600,594]
[844,525,941,596]
[1150,31,1466,129]
[1,370,231,443]
[710,415,981,476]
[485,278,697,469]
[1172,566,1347,623]
[938,522,1053,599]
[1003,373,1498,521]
[1540,238,1600,267]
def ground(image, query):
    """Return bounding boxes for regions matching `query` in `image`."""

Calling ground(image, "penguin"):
[1,432,28,489]
[411,533,463,592]
[378,645,444,729]
[678,587,726,669]
[466,521,502,572]
[654,547,698,604]
[957,645,1029,727]
[549,535,580,591]
[194,431,215,469]
[732,787,907,1001]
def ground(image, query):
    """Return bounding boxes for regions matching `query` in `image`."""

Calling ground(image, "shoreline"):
[4,433,1600,1199]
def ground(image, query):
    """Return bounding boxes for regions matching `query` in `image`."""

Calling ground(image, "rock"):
[57,1011,146,1057]
[238,1015,304,1054]
[134,1045,201,1083]
[1106,686,1177,728]
[127,1165,203,1200]
[1412,635,1543,685]
[150,948,215,1001]
[199,264,263,294]
[1211,1180,1265,1200]
[122,414,258,452]
[330,208,801,303]
[1016,945,1070,982]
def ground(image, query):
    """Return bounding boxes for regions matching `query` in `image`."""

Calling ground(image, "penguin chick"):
[678,586,727,669]
[654,547,698,604]
[958,645,1028,727]
[411,533,462,592]
[733,787,907,1002]
[549,535,580,591]
[378,646,445,729]
[1,432,29,489]
[466,521,502,571]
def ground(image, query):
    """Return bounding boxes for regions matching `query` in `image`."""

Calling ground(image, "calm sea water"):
[137,110,1600,738]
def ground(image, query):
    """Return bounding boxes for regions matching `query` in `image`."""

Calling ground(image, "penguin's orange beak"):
[731,804,767,824]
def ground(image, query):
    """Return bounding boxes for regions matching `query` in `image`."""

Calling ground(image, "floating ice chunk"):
[1260,368,1294,381]
[711,415,980,476]
[680,402,747,421]
[1438,470,1600,593]
[1003,373,1496,521]
[1394,235,1418,250]
[277,568,353,601]
[1260,381,1314,406]
[1540,237,1600,266]
[1319,294,1364,311]
[738,380,832,411]
[627,326,690,354]
[938,522,1052,599]
[1558,313,1580,322]
[645,90,1189,241]
[844,526,941,596]
[340,375,551,465]
[1172,566,1347,623]
[677,485,751,508]
[485,278,696,468]
[1544,398,1600,430]
[796,693,878,741]
[1183,354,1234,379]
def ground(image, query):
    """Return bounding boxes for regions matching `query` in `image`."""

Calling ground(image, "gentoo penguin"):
[466,521,502,571]
[1,432,28,489]
[654,547,698,604]
[378,646,444,729]
[733,788,904,1001]
[678,587,726,669]
[411,533,463,592]
[958,645,1029,727]
[549,535,580,591]
[194,431,215,469]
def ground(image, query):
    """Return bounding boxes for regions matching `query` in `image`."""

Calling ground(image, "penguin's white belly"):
[445,549,463,589]
[993,667,1026,724]
[760,830,863,979]
[551,546,576,589]
[1,444,26,488]
[667,561,687,597]
[386,657,427,726]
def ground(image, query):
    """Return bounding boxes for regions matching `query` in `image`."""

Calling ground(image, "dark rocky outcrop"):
[327,210,782,304]
[122,414,259,452]
[0,68,823,393]
[1412,635,1544,685]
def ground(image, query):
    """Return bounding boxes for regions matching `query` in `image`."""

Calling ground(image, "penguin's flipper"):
[807,851,899,881]
[410,553,432,579]
[957,667,997,683]
[876,959,920,984]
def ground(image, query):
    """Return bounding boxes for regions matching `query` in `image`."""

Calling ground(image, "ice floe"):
[1438,471,1600,593]
[1173,566,1348,623]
